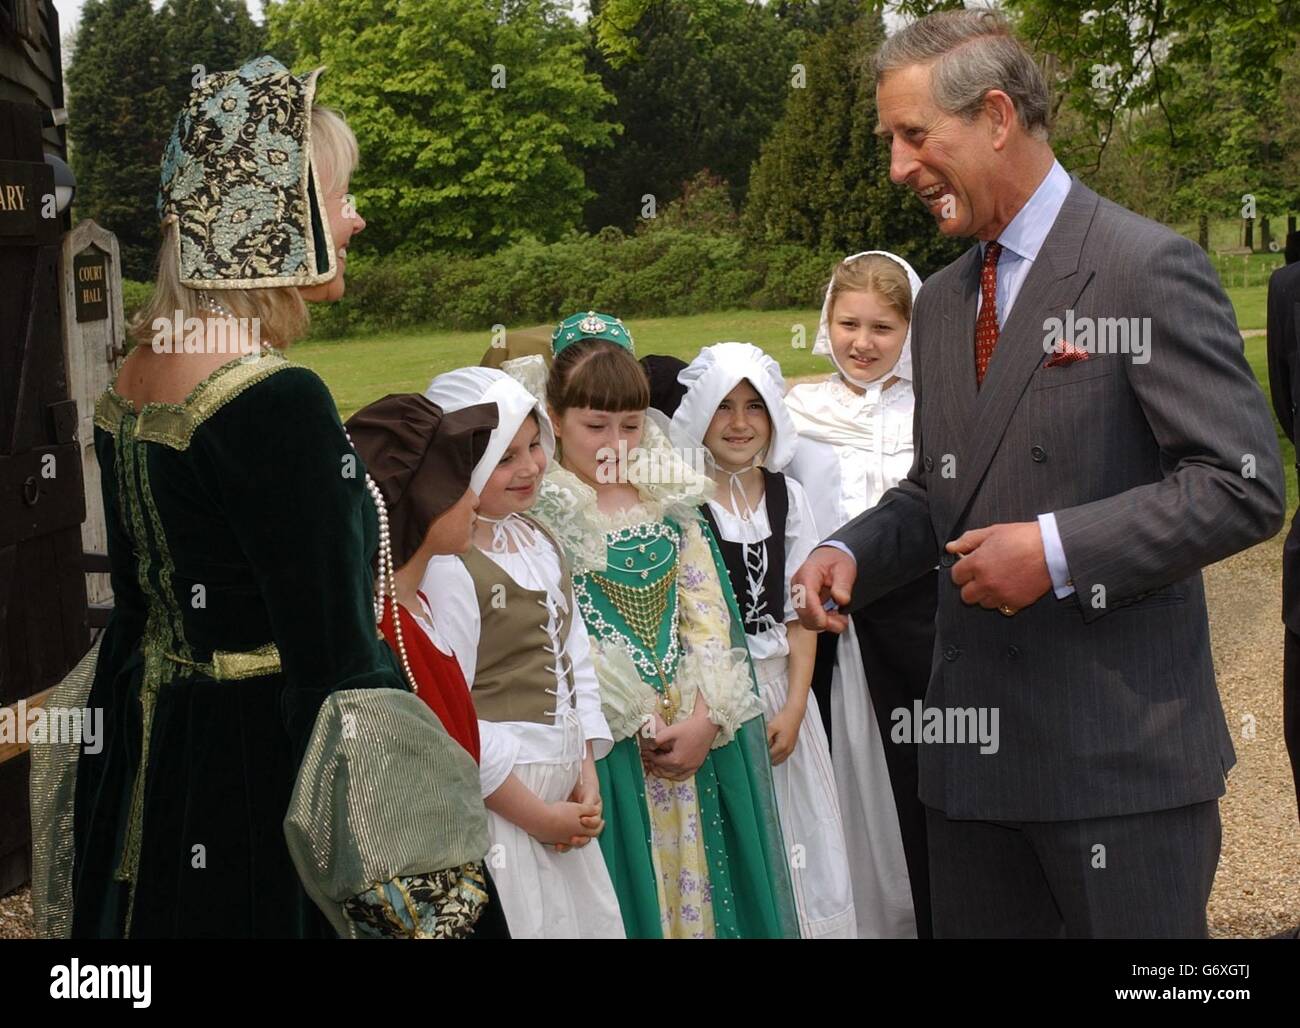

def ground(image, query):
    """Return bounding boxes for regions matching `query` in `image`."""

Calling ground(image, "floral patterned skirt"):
[644,774,716,938]
[594,730,797,939]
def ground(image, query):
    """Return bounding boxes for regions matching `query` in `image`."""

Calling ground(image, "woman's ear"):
[547,405,562,438]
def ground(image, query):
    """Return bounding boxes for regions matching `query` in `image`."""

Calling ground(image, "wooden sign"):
[0,157,37,237]
[73,247,108,322]
[60,220,126,609]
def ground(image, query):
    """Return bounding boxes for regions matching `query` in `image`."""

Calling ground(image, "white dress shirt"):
[977,158,1075,598]
[819,160,1077,599]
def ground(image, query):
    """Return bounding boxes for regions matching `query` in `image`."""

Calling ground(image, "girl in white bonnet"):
[785,250,938,939]
[672,342,857,939]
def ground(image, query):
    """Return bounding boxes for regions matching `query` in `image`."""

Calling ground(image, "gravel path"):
[1203,534,1300,937]
[2,536,1296,939]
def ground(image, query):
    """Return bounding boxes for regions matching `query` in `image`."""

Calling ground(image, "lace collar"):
[531,420,713,573]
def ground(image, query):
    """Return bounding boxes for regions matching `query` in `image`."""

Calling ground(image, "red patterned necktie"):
[974,240,1003,386]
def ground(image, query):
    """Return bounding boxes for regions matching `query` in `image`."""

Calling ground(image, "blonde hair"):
[129,105,360,349]
[827,254,913,324]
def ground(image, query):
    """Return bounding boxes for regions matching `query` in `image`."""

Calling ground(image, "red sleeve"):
[378,603,481,764]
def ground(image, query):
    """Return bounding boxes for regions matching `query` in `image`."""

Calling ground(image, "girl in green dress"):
[529,312,797,938]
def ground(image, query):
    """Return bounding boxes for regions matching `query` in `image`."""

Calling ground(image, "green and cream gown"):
[29,352,490,939]
[531,421,798,938]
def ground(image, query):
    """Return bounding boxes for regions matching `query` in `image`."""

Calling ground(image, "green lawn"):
[294,307,834,418]
[1243,332,1297,510]
[1231,286,1269,332]
[294,284,1295,508]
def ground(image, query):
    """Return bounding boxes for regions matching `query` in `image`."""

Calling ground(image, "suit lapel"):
[942,179,1100,537]
[936,246,980,442]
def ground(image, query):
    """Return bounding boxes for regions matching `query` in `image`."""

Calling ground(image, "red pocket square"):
[1044,339,1090,367]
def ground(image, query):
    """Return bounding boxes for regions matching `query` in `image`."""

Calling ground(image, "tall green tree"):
[1161,18,1292,249]
[999,0,1300,244]
[581,0,803,231]
[741,10,965,276]
[66,0,174,280]
[159,0,266,117]
[771,0,868,33]
[1278,40,1300,235]
[266,0,616,257]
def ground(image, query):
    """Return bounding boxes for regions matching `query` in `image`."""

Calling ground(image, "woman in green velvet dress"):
[529,313,798,938]
[29,57,490,939]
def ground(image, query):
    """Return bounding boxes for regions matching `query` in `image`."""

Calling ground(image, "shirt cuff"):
[819,540,856,563]
[580,711,614,761]
[1037,512,1075,599]
[476,721,519,798]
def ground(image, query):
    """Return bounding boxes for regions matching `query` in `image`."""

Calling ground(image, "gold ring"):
[998,604,1017,617]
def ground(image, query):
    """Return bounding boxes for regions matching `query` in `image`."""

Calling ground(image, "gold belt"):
[114,640,282,935]
[162,642,282,680]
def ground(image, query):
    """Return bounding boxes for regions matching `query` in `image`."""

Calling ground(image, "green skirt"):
[596,717,798,939]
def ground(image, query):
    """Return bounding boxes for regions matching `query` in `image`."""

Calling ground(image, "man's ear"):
[984,89,1017,151]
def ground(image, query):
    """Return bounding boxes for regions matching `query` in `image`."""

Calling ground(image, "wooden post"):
[59,220,124,606]
[0,95,87,900]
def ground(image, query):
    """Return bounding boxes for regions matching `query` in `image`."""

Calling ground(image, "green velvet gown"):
[70,353,406,938]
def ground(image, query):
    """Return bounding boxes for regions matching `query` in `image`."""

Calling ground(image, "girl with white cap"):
[420,364,625,939]
[785,251,937,939]
[671,342,856,939]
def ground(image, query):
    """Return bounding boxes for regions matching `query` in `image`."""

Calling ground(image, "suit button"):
[1006,645,1021,659]
[940,552,957,568]
[1030,445,1047,463]
[943,645,960,662]
[923,455,934,472]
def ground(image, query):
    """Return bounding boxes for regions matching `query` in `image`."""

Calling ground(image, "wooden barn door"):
[0,99,88,897]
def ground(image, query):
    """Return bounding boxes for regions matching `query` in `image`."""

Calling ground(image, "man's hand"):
[946,522,1052,612]
[791,545,857,633]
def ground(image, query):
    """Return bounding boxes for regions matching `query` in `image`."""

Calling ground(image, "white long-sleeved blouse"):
[785,376,916,536]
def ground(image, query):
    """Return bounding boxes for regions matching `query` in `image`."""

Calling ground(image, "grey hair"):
[874,8,1050,141]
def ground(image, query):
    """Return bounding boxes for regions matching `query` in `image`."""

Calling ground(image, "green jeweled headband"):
[552,310,635,356]
[157,54,336,290]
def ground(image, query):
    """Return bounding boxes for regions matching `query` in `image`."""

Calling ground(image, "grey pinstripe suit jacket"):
[830,177,1286,821]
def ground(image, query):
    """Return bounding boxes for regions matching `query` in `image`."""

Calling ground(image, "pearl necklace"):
[197,290,277,354]
[342,426,418,694]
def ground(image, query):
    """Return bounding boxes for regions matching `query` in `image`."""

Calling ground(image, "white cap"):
[670,342,796,471]
[424,366,556,495]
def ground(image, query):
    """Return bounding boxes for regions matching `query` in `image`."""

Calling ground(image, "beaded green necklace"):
[573,519,683,722]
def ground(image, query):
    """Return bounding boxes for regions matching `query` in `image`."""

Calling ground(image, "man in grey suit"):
[793,10,1285,938]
